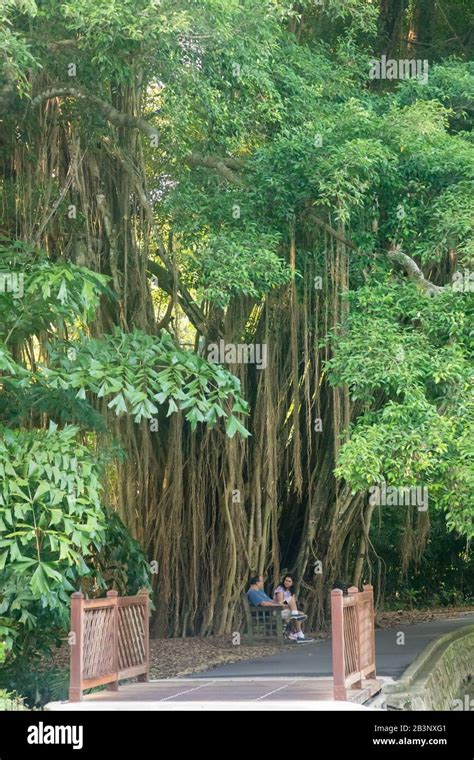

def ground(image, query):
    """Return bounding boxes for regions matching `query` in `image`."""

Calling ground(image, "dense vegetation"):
[0,0,472,702]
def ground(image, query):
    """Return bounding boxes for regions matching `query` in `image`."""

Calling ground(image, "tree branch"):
[307,215,445,296]
[45,39,78,51]
[30,88,246,189]
[30,87,445,300]
[306,213,358,251]
[184,154,244,185]
[387,245,445,296]
[31,87,159,140]
[146,259,213,337]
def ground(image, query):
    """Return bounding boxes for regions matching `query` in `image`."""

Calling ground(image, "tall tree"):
[1,0,472,640]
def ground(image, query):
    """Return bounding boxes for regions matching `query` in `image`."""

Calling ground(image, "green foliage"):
[0,1,39,98]
[372,508,474,609]
[0,687,27,710]
[184,230,291,307]
[327,276,474,540]
[0,594,27,709]
[0,238,249,664]
[395,60,474,132]
[43,328,249,430]
[0,662,67,709]
[0,0,473,651]
[0,424,106,653]
[90,509,152,596]
[0,240,249,432]
[0,239,111,345]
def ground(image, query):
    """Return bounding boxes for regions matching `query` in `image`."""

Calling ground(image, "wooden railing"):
[69,589,150,702]
[331,584,376,700]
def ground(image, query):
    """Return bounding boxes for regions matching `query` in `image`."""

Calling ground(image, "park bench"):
[242,593,285,645]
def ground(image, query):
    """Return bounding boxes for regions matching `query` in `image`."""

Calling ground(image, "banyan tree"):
[1,0,472,639]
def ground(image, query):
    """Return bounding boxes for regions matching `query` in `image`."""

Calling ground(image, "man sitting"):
[246,573,307,641]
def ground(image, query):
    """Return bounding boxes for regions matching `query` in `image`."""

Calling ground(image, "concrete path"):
[46,676,383,710]
[189,612,474,680]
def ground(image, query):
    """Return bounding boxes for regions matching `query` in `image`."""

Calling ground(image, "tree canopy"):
[0,0,472,669]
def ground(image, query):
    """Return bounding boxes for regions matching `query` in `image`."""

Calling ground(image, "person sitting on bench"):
[274,574,307,641]
[246,573,306,641]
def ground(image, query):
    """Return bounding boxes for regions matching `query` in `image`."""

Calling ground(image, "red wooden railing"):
[69,589,150,702]
[331,584,376,700]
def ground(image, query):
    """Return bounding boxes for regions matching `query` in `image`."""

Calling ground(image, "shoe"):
[288,632,298,641]
[297,631,305,640]
[291,612,307,621]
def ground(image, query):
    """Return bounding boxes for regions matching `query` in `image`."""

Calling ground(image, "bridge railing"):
[69,589,150,702]
[331,584,376,700]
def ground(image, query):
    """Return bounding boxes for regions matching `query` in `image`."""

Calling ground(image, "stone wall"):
[384,625,474,711]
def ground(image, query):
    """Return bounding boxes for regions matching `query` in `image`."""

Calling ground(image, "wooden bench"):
[242,594,285,645]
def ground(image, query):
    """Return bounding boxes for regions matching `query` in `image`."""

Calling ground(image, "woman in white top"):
[273,575,307,640]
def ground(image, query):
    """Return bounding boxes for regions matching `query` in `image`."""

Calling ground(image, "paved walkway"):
[46,676,382,710]
[188,612,474,680]
[45,611,473,711]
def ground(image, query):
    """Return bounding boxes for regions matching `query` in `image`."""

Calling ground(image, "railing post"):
[137,588,150,683]
[331,588,346,700]
[106,590,119,692]
[348,586,362,689]
[364,583,376,679]
[69,591,84,702]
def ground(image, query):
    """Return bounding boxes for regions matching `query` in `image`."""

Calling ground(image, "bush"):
[0,640,27,709]
[0,663,68,709]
